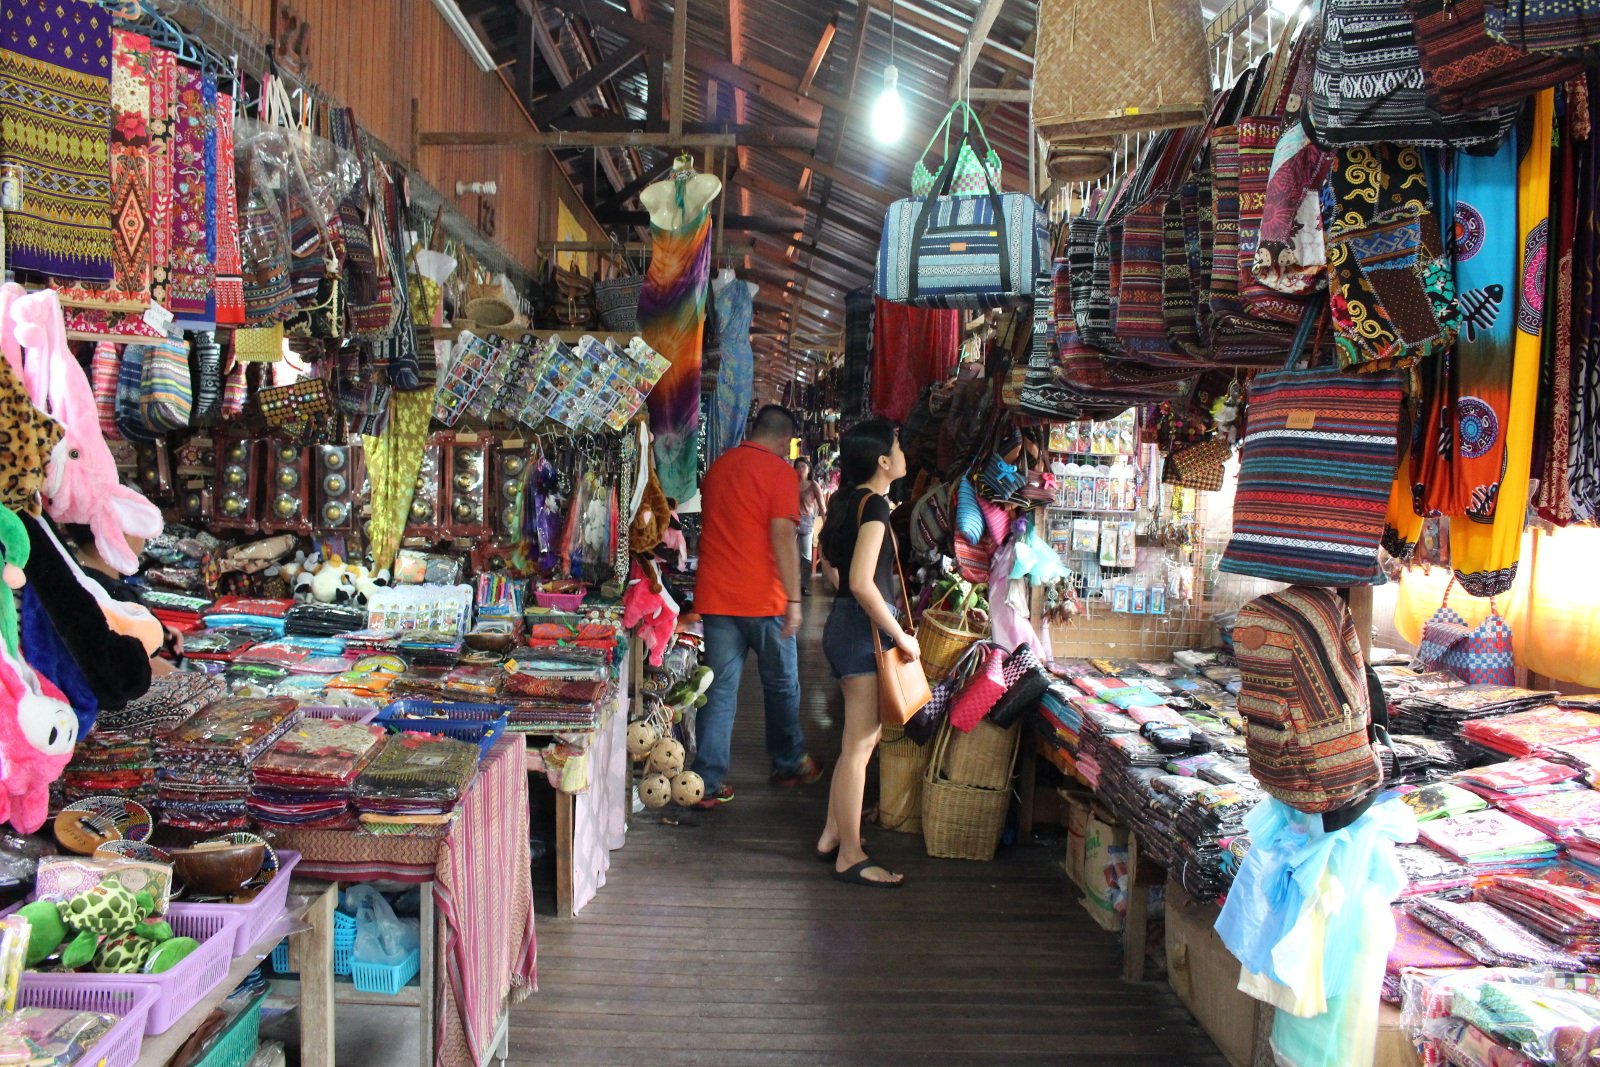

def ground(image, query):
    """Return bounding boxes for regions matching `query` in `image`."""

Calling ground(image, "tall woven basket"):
[919,610,987,683]
[921,719,1021,861]
[940,718,1023,790]
[1032,0,1211,141]
[877,726,932,834]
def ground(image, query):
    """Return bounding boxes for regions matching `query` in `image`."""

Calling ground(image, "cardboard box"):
[1061,788,1092,889]
[1165,878,1266,1067]
[1081,807,1129,933]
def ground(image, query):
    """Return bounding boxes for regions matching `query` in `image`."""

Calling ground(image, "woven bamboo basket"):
[1032,0,1211,141]
[919,610,987,683]
[920,719,1021,861]
[940,718,1024,791]
[877,726,932,834]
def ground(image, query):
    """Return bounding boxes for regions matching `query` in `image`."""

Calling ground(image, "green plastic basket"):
[191,993,264,1067]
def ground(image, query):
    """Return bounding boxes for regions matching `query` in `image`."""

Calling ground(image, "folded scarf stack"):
[248,716,387,831]
[351,733,481,826]
[157,697,301,831]
[62,672,227,807]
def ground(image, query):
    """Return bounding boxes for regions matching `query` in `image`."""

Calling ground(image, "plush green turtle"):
[94,930,155,973]
[59,880,152,936]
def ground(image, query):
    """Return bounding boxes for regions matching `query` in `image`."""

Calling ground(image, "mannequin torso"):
[640,172,723,231]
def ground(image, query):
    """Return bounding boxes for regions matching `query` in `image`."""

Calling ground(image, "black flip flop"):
[833,858,904,888]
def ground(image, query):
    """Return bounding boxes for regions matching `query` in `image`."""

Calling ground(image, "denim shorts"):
[823,597,896,679]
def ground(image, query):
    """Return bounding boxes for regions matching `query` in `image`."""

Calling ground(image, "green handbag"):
[911,101,1003,199]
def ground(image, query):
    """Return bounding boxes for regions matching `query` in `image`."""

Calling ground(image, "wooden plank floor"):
[510,599,1228,1066]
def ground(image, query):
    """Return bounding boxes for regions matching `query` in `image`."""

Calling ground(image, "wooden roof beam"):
[945,0,1009,98]
[798,14,840,95]
[541,0,825,126]
[528,43,647,127]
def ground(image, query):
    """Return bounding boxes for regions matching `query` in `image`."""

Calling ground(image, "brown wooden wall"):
[231,0,603,272]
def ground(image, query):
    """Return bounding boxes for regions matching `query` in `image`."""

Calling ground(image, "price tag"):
[143,302,174,334]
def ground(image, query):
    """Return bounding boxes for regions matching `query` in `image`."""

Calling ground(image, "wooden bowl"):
[171,842,265,896]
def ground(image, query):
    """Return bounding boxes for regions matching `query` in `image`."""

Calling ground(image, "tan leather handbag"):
[856,494,933,726]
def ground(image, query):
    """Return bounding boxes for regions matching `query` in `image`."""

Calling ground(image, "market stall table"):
[269,735,536,1067]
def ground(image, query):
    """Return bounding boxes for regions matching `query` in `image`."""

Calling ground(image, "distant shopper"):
[815,418,913,887]
[691,404,823,809]
[796,458,825,596]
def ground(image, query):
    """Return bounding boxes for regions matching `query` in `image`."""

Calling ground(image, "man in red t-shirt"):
[690,405,822,808]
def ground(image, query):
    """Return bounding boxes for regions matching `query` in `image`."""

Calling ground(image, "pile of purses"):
[904,638,1052,745]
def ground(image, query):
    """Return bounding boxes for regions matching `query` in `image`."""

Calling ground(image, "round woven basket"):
[920,610,987,682]
[465,296,521,330]
[877,727,932,834]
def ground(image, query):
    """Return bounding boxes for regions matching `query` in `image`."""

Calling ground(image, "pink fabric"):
[270,737,536,1067]
[870,297,961,423]
[987,541,1047,661]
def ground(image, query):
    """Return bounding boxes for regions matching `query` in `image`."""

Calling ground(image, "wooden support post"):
[289,883,337,1067]
[946,0,1009,98]
[556,789,575,918]
[669,0,688,140]
[1122,834,1164,982]
[1348,585,1375,662]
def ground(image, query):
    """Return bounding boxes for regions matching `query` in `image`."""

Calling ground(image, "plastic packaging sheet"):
[1400,967,1600,1067]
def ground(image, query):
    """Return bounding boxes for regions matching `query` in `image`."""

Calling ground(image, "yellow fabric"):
[1506,527,1600,687]
[361,390,433,572]
[1451,90,1552,597]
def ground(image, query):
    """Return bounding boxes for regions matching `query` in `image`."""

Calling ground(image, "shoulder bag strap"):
[855,491,917,642]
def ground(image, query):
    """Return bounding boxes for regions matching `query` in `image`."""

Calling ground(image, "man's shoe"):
[771,754,825,787]
[692,783,735,810]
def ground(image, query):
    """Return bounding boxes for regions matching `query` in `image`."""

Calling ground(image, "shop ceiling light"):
[870,0,906,145]
[432,0,497,73]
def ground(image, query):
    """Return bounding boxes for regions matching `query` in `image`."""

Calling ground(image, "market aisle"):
[509,599,1228,1066]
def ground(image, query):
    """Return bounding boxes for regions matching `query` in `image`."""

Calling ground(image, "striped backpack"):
[1233,586,1384,815]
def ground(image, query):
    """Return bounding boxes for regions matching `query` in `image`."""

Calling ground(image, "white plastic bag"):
[347,885,420,966]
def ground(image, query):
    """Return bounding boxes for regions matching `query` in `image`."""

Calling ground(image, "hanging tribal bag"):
[1325,144,1459,372]
[1414,577,1474,671]
[1410,0,1584,113]
[1219,308,1405,586]
[1484,0,1600,54]
[331,108,396,340]
[1439,601,1517,687]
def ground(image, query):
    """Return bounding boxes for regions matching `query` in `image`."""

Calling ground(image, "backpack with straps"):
[1234,586,1384,815]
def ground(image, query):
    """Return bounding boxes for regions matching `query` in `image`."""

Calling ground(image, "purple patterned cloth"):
[1411,897,1585,970]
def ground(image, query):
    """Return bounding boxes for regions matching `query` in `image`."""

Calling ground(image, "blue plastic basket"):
[190,993,264,1067]
[376,701,510,760]
[350,947,421,995]
[270,908,357,977]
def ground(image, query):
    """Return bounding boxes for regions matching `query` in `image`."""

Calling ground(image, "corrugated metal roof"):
[482,0,1042,383]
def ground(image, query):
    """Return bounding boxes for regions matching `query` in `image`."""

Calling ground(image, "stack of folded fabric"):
[1383,908,1477,1003]
[180,627,271,669]
[1383,734,1474,784]
[1393,843,1478,898]
[342,629,406,656]
[157,697,302,832]
[1501,789,1600,839]
[1409,897,1585,970]
[325,654,407,702]
[248,717,387,831]
[1170,780,1262,900]
[1419,809,1560,872]
[352,733,482,828]
[1463,705,1600,759]
[1456,758,1586,805]
[1400,782,1488,823]
[1032,684,1082,770]
[1478,875,1600,963]
[202,597,294,635]
[284,603,369,637]
[391,663,505,704]
[500,670,610,733]
[1394,686,1558,739]
[1547,742,1600,787]
[396,629,466,666]
[62,673,228,807]
[138,590,212,634]
[1564,826,1600,872]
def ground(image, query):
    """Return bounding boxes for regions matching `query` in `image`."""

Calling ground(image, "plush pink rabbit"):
[9,289,162,575]
[622,561,680,668]
[0,646,75,834]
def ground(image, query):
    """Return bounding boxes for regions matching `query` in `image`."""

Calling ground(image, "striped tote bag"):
[138,333,194,433]
[1220,341,1405,586]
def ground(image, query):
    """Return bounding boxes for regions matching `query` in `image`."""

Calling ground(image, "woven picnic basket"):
[921,719,1021,860]
[877,726,932,834]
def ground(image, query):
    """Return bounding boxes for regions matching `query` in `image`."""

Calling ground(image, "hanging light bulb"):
[872,64,905,145]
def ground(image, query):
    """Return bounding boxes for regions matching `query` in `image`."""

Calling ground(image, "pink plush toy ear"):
[10,290,163,576]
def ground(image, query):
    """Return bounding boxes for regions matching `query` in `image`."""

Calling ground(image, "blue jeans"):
[692,614,807,792]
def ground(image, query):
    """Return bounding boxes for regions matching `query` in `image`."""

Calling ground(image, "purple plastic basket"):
[17,975,155,1067]
[169,850,300,957]
[0,904,238,1036]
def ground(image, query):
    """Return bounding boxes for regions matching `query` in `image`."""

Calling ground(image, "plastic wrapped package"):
[346,885,420,967]
[1402,968,1600,1067]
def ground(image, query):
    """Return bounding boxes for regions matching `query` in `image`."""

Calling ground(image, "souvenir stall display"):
[0,0,725,1061]
[843,0,1600,1060]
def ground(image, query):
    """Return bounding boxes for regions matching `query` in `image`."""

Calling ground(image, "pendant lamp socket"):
[871,64,906,145]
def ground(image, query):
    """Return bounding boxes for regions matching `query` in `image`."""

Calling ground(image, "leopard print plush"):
[0,358,60,516]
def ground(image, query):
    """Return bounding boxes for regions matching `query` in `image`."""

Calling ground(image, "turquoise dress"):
[710,279,754,463]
